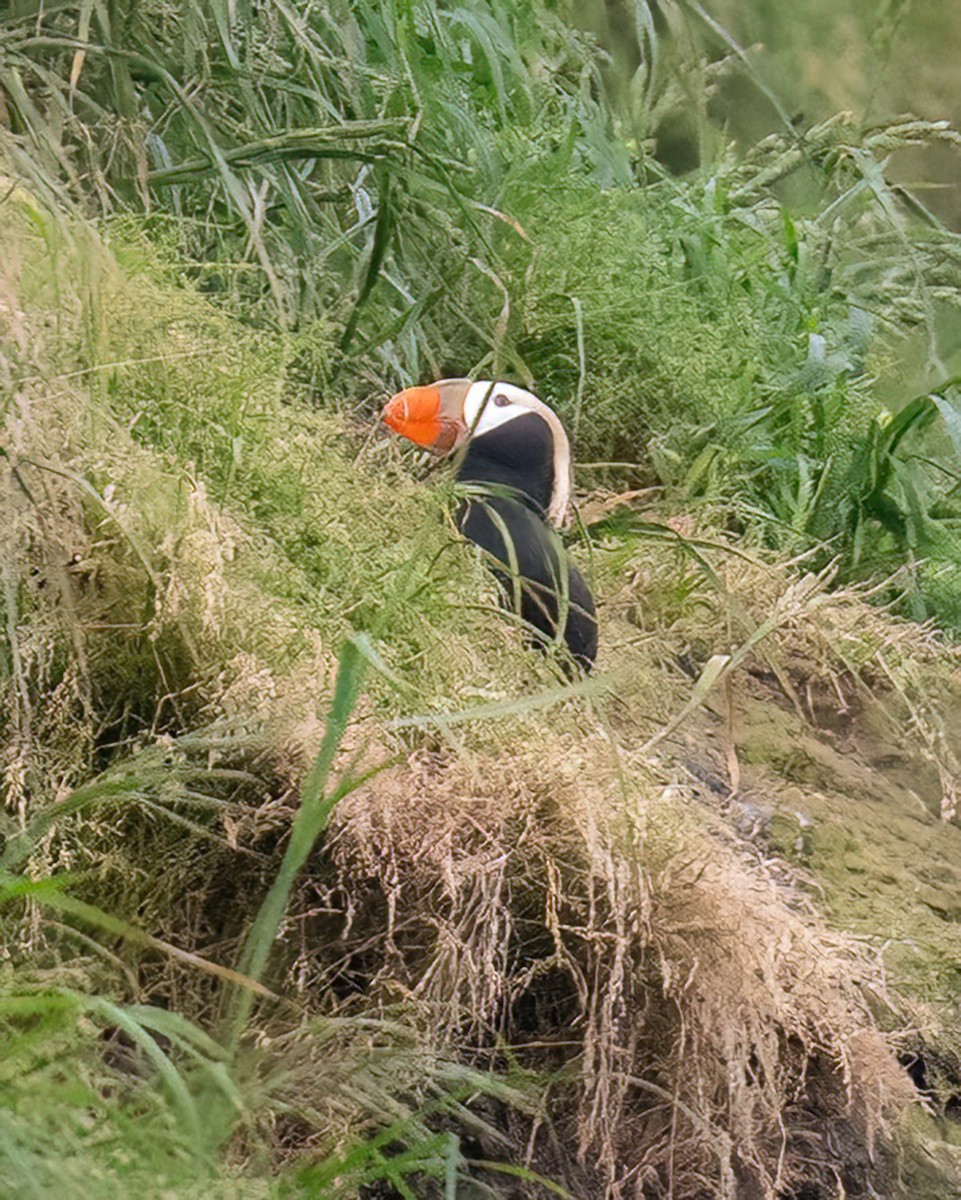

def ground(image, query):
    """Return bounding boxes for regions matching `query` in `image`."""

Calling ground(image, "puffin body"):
[382,379,598,671]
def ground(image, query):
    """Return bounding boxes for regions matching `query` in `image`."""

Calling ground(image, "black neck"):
[456,412,555,515]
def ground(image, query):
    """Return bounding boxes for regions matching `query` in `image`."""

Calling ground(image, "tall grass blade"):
[224,634,370,1049]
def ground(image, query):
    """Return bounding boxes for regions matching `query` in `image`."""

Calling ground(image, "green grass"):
[504,154,961,622]
[6,0,961,629]
[4,3,961,1196]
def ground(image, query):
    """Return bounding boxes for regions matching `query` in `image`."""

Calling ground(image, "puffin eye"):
[492,394,511,408]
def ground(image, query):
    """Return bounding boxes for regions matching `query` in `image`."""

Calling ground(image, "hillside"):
[1,166,961,1198]
[4,2,961,1197]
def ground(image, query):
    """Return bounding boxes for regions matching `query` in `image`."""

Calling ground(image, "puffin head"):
[382,378,572,526]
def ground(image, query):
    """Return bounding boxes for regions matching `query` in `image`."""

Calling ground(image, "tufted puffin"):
[381,378,598,671]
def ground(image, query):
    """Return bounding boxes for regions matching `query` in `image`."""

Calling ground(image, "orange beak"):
[382,385,442,447]
[381,381,469,455]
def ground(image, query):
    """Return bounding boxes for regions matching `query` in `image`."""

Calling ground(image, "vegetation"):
[3,1,961,1197]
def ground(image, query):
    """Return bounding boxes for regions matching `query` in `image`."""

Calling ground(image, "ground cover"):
[2,172,961,1197]
[4,2,961,1195]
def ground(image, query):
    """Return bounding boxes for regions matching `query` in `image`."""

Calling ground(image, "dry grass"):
[317,691,917,1197]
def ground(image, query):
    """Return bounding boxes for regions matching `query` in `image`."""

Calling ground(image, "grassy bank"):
[4,2,961,1196]
[3,164,961,1198]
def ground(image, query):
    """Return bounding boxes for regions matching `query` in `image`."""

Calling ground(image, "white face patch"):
[462,381,536,436]
[462,381,573,528]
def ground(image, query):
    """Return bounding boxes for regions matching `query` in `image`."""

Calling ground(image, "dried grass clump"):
[600,519,961,821]
[322,731,914,1199]
[238,1015,538,1179]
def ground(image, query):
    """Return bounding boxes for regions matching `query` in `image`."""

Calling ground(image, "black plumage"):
[457,412,598,672]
